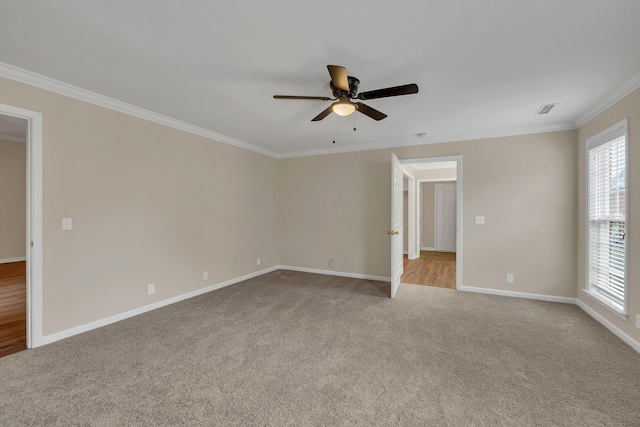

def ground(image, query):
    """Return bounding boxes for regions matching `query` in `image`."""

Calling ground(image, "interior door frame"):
[0,102,43,348]
[402,169,417,260]
[390,153,403,298]
[400,155,463,290]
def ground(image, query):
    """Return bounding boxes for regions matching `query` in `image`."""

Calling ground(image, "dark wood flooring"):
[0,261,26,358]
[402,251,456,289]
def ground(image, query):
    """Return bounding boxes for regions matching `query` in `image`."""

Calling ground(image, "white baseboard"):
[460,285,577,304]
[36,265,640,355]
[41,265,280,346]
[278,265,390,283]
[0,257,26,264]
[576,299,640,353]
[421,247,435,251]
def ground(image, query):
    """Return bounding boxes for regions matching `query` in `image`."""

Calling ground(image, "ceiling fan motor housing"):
[273,64,418,122]
[330,76,360,99]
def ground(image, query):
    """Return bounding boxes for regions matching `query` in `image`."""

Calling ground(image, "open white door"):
[390,153,403,298]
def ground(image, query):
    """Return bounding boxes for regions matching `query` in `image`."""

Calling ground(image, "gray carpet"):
[1,271,639,426]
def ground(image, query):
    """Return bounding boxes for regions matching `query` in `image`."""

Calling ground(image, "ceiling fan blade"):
[357,83,419,100]
[311,104,335,121]
[355,102,387,121]
[274,95,333,101]
[327,65,349,92]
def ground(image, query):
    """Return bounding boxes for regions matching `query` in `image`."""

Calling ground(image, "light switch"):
[475,216,485,225]
[62,218,72,230]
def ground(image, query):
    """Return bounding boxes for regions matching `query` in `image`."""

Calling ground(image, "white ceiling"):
[1,1,639,157]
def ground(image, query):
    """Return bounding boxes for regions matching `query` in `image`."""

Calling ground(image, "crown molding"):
[0,133,26,143]
[279,122,576,158]
[574,71,640,128]
[0,62,280,159]
[3,60,638,160]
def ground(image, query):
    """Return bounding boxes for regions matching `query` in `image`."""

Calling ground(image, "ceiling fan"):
[273,65,419,121]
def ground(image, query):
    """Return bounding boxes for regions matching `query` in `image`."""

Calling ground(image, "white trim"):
[279,265,390,282]
[278,69,639,159]
[576,299,640,353]
[411,161,457,171]
[28,261,640,354]
[0,133,26,143]
[460,285,577,304]
[41,266,280,345]
[3,60,638,160]
[586,118,628,150]
[581,288,628,319]
[279,123,575,158]
[574,71,640,128]
[403,250,408,255]
[0,62,279,159]
[416,177,456,182]
[400,155,462,165]
[0,257,26,264]
[584,119,629,318]
[403,170,417,260]
[421,247,435,251]
[0,102,43,349]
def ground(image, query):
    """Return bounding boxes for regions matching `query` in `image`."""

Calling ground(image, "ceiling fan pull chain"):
[332,113,336,144]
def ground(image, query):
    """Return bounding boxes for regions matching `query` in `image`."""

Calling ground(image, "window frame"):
[584,118,629,318]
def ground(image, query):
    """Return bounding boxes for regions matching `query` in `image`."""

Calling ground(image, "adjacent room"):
[0,1,639,425]
[402,160,458,289]
[0,114,27,358]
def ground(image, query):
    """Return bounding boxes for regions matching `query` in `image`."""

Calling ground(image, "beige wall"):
[422,181,457,249]
[280,130,578,297]
[0,139,26,260]
[0,72,584,338]
[0,76,280,335]
[577,87,640,342]
[421,182,435,248]
[403,189,408,252]
[415,168,457,181]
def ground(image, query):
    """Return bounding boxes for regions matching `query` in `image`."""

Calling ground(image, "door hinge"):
[31,241,34,247]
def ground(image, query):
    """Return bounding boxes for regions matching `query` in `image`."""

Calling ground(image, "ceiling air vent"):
[535,103,558,115]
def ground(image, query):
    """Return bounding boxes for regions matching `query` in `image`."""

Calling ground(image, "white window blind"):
[588,133,626,309]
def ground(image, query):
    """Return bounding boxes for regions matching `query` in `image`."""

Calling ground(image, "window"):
[586,119,628,315]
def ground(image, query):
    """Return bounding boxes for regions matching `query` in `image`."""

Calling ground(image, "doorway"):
[392,156,462,295]
[0,103,43,352]
[0,114,28,356]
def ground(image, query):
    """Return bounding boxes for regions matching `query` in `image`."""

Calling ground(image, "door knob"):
[387,230,399,235]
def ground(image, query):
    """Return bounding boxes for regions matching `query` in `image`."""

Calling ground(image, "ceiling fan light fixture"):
[332,99,356,116]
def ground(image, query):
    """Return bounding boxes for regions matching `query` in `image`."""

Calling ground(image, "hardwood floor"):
[402,251,456,289]
[0,261,26,358]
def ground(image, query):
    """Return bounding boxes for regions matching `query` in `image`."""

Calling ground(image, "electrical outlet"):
[636,314,640,330]
[62,218,73,230]
[257,258,261,266]
[328,258,335,268]
[475,216,485,225]
[506,274,514,283]
[147,284,155,295]
[203,271,208,280]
